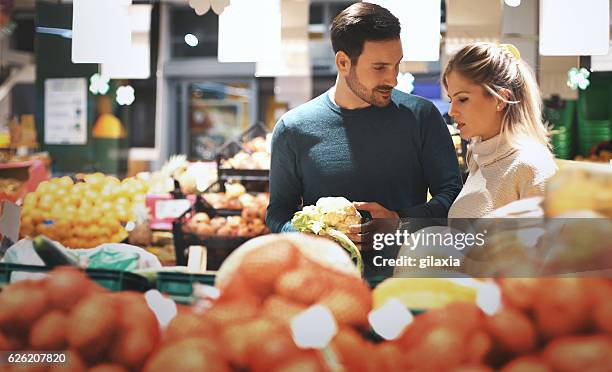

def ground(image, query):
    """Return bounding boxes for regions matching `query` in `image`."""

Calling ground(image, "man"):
[266,3,462,246]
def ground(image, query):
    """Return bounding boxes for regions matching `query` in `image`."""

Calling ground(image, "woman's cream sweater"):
[448,135,557,218]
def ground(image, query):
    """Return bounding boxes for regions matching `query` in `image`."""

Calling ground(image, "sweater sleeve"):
[398,104,463,218]
[265,119,302,233]
[514,144,558,199]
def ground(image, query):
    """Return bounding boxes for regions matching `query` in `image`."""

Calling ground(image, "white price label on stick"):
[155,199,192,219]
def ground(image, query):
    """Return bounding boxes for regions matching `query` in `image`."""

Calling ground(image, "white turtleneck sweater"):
[448,135,558,218]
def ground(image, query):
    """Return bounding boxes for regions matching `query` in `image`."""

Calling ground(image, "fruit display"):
[220,136,271,170]
[144,155,218,195]
[575,140,612,163]
[0,178,23,195]
[546,163,612,217]
[292,197,363,271]
[204,189,269,212]
[183,213,269,238]
[19,173,149,248]
[0,267,160,371]
[182,190,269,238]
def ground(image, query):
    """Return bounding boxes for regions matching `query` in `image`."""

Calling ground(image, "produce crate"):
[85,268,151,292]
[156,271,216,304]
[0,263,150,292]
[0,160,50,203]
[0,262,48,287]
[215,122,270,192]
[172,196,256,267]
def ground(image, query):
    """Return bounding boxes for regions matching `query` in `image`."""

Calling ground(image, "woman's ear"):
[497,88,512,111]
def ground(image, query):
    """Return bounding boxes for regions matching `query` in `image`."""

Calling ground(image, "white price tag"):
[155,199,192,219]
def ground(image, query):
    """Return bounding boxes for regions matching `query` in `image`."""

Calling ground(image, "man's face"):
[344,39,403,107]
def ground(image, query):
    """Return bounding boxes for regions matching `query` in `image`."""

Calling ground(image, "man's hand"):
[353,202,399,219]
[346,202,400,249]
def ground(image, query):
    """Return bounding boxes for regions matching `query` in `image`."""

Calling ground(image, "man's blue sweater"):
[266,89,463,233]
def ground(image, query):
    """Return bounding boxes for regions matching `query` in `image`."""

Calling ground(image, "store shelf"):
[218,167,270,182]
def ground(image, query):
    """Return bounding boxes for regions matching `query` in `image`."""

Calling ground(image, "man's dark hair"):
[330,3,401,64]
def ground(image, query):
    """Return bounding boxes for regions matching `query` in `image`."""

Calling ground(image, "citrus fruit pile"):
[19,173,148,248]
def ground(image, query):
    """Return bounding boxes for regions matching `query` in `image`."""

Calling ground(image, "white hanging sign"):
[44,78,88,145]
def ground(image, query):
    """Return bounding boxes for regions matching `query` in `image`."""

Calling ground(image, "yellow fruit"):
[38,194,55,211]
[23,192,38,207]
[57,176,74,188]
[36,180,51,194]
[372,278,480,310]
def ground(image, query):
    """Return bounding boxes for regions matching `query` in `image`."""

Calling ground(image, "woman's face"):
[446,71,503,141]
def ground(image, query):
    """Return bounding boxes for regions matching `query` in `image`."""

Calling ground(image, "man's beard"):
[345,67,394,108]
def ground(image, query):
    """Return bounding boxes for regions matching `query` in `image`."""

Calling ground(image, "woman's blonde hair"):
[443,42,551,150]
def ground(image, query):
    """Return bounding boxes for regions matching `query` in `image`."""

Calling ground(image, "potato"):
[499,279,540,311]
[29,310,68,350]
[535,279,590,339]
[221,318,282,367]
[0,284,48,333]
[452,365,494,372]
[501,356,551,372]
[247,327,301,372]
[239,242,299,295]
[274,268,329,305]
[405,325,466,370]
[107,293,160,369]
[46,267,93,311]
[164,313,218,344]
[319,289,370,327]
[88,364,129,372]
[216,226,232,237]
[595,299,612,335]
[144,337,226,372]
[485,308,537,355]
[196,224,215,237]
[543,335,612,372]
[67,293,117,361]
[377,343,406,372]
[466,331,493,365]
[269,352,327,372]
[262,296,308,323]
[48,350,86,372]
[192,212,210,224]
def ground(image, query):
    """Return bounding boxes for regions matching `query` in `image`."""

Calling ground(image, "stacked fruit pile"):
[0,178,23,197]
[183,192,269,238]
[19,173,149,248]
[0,267,159,372]
[204,191,269,212]
[183,213,269,238]
[220,136,271,170]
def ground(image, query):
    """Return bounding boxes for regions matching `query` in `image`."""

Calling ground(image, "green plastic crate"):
[0,263,150,292]
[156,271,216,304]
[85,268,150,292]
[0,263,49,287]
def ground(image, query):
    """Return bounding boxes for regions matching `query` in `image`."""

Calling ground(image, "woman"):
[444,42,557,218]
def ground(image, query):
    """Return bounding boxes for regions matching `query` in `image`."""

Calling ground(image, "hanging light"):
[89,73,110,95]
[184,33,199,47]
[116,85,136,105]
[505,0,521,7]
[567,67,591,90]
[396,72,415,94]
